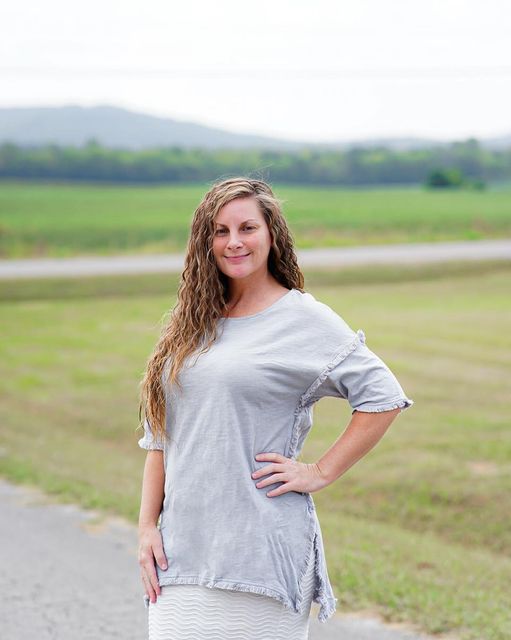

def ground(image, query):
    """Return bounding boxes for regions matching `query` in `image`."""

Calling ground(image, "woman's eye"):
[215,226,255,235]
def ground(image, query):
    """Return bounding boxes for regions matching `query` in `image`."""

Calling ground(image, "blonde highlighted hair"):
[138,176,305,445]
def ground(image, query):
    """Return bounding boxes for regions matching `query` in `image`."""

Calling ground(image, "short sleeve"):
[314,329,414,414]
[137,417,165,450]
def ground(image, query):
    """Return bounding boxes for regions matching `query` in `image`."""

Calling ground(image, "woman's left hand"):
[251,452,329,497]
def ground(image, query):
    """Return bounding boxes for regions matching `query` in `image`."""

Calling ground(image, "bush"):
[425,168,485,190]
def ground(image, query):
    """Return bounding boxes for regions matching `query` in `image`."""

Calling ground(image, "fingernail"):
[162,564,167,570]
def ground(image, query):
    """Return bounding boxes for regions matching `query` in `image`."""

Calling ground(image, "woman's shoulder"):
[292,288,347,321]
[290,289,357,342]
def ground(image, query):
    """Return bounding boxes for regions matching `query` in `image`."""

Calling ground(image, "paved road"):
[0,478,447,640]
[0,239,509,279]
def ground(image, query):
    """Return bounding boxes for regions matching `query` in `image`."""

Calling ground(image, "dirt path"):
[0,239,509,279]
[0,478,453,639]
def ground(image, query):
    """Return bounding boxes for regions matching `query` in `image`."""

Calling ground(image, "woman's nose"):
[227,236,243,248]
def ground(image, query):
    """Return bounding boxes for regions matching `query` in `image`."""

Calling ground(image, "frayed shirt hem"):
[315,596,338,623]
[143,575,337,622]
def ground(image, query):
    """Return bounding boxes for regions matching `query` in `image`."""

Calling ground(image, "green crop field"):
[1,260,510,640]
[0,180,510,258]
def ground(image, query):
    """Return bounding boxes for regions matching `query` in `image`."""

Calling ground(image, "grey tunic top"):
[138,287,414,622]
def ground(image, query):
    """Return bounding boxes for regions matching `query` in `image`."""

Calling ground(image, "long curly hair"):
[138,176,305,446]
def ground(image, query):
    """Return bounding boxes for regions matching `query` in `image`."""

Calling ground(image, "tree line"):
[0,138,509,186]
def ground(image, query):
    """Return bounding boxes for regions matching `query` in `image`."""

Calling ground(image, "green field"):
[0,180,510,258]
[1,261,510,640]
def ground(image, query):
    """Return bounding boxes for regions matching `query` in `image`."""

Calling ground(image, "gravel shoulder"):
[0,478,454,640]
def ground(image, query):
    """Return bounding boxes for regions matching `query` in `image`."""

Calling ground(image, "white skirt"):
[146,543,316,640]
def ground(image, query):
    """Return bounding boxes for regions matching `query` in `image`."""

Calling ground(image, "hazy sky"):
[1,0,510,142]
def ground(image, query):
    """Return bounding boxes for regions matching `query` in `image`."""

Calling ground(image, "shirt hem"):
[144,569,337,622]
[148,576,294,611]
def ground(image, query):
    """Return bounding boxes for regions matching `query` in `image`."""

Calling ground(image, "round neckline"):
[220,288,296,322]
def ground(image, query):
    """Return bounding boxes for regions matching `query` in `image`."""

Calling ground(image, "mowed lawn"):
[0,180,510,257]
[0,261,510,640]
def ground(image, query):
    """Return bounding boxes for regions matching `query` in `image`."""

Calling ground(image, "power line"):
[1,65,511,78]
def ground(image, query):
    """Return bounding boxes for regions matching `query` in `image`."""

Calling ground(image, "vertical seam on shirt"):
[287,330,364,460]
[294,511,317,613]
[301,329,365,408]
[285,332,365,624]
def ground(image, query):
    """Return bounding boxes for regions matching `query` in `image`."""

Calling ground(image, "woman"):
[137,177,414,639]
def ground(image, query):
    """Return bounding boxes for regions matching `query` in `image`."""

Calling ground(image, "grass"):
[0,180,510,257]
[1,260,510,639]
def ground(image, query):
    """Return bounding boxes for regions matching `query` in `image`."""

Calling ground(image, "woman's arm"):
[315,407,400,487]
[254,327,413,496]
[253,408,401,496]
[138,451,167,604]
[138,450,165,529]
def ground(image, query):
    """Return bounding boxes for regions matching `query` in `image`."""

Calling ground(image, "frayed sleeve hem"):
[137,417,165,450]
[137,438,165,451]
[351,396,414,415]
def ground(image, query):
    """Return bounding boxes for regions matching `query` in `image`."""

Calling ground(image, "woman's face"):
[212,196,273,282]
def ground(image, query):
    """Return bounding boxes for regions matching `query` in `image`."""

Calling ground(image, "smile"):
[225,253,251,262]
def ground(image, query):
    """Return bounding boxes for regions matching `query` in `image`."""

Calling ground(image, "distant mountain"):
[0,105,301,151]
[479,134,511,151]
[0,104,508,152]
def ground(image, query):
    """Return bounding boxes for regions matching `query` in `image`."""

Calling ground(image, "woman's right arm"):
[138,450,167,604]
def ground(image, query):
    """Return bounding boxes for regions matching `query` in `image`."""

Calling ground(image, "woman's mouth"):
[225,253,251,262]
